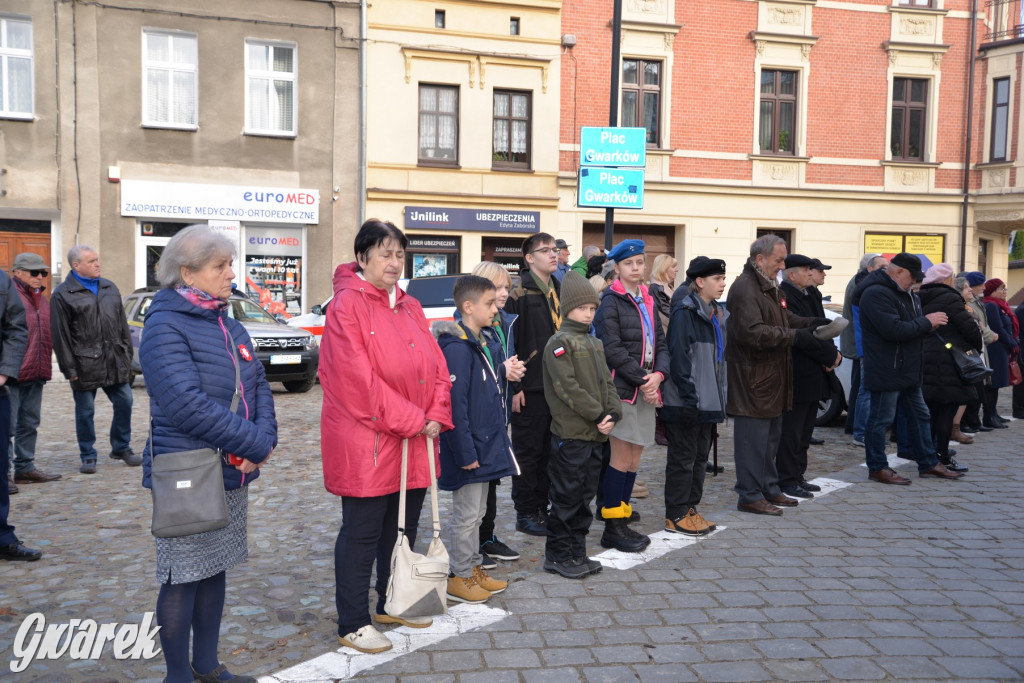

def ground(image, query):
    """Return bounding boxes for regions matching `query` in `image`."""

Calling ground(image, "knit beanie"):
[922,262,953,285]
[559,270,600,316]
[964,271,986,287]
[984,278,1005,297]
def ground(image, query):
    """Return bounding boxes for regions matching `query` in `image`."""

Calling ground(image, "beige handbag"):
[384,437,450,619]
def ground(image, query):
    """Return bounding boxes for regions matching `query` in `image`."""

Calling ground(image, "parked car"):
[124,287,320,393]
[287,274,462,342]
[817,304,852,426]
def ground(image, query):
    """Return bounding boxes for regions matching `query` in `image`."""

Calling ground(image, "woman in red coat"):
[320,219,452,654]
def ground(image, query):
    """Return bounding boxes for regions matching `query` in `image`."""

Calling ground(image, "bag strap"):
[396,436,441,538]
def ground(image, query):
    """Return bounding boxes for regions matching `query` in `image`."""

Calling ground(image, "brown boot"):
[951,424,974,444]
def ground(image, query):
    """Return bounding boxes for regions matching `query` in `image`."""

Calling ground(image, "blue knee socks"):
[624,470,637,503]
[602,467,628,509]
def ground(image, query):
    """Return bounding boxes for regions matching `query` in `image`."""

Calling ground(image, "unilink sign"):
[404,206,540,234]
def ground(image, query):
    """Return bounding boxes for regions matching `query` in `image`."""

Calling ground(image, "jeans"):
[844,358,861,433]
[449,482,487,576]
[72,382,133,461]
[853,362,871,441]
[864,386,938,473]
[0,393,17,545]
[8,380,44,476]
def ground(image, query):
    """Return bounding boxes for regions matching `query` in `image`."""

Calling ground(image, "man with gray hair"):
[50,245,137,474]
[725,235,842,515]
[570,244,603,278]
[842,253,889,443]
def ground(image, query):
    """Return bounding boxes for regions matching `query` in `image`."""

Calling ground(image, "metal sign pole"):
[604,0,623,251]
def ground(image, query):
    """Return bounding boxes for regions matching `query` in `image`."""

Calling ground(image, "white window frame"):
[244,39,298,137]
[0,15,34,120]
[141,29,198,129]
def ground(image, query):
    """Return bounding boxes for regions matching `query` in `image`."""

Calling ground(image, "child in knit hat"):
[541,271,621,578]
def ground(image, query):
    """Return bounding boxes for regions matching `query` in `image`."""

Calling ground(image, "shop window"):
[759,70,797,155]
[142,30,197,128]
[891,77,928,161]
[622,59,661,146]
[406,235,460,278]
[482,237,525,277]
[493,90,531,169]
[990,77,1010,162]
[0,15,32,119]
[419,84,459,165]
[245,40,297,136]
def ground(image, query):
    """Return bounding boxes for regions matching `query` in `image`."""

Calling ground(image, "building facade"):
[557,0,1024,301]
[0,0,360,312]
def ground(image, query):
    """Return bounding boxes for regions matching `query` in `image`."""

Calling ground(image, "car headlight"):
[304,335,318,350]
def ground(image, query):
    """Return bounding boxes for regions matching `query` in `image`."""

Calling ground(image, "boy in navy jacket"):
[433,276,522,604]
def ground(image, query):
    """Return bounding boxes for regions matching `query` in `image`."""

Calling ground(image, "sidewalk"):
[1,384,1022,681]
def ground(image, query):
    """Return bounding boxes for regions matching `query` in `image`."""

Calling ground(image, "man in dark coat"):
[852,252,963,485]
[776,255,841,499]
[726,236,837,516]
[0,267,38,561]
[50,245,138,475]
[841,254,889,440]
[9,253,61,488]
[505,232,562,535]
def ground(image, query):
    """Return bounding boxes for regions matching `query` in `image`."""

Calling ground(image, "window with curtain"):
[493,90,531,168]
[0,16,32,119]
[621,59,661,146]
[419,84,459,164]
[891,77,927,161]
[246,41,297,136]
[990,77,1010,162]
[142,30,197,128]
[759,69,797,155]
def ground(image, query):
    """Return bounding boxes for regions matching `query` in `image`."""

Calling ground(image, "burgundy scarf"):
[984,294,1020,342]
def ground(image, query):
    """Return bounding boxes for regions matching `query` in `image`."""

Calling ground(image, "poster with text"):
[245,255,302,317]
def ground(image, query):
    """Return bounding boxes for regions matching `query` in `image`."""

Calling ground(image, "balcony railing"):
[985,0,1024,43]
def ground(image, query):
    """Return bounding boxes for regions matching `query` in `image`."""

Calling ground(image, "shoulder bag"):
[150,325,242,538]
[384,437,450,619]
[934,331,992,384]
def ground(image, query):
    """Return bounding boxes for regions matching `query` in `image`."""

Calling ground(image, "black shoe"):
[480,535,520,561]
[780,484,814,499]
[938,454,969,473]
[193,664,256,683]
[515,513,547,537]
[544,556,593,579]
[809,436,824,445]
[600,518,650,553]
[707,464,725,474]
[479,552,497,570]
[595,507,640,523]
[6,477,18,495]
[79,459,97,474]
[960,425,979,434]
[995,413,1010,423]
[977,424,995,432]
[983,418,1008,430]
[110,448,142,466]
[947,448,957,457]
[1014,412,1024,419]
[0,542,42,562]
[799,479,822,492]
[579,557,603,574]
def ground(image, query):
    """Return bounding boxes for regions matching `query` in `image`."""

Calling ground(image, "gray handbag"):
[149,326,243,538]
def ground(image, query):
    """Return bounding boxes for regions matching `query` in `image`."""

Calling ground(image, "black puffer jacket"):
[919,283,984,404]
[595,279,669,402]
[504,269,560,395]
[780,281,840,403]
[50,275,133,391]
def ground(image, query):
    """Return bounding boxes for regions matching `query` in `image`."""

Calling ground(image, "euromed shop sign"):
[121,180,320,224]
[404,206,540,234]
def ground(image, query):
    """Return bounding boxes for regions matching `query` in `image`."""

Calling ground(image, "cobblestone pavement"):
[1,379,1022,681]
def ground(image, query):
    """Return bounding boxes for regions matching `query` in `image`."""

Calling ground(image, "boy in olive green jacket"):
[542,271,620,579]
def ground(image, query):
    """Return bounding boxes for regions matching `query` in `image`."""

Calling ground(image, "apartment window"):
[622,59,660,145]
[991,77,1010,162]
[0,16,32,118]
[435,10,446,28]
[493,90,530,168]
[891,77,927,161]
[419,84,458,164]
[759,70,797,155]
[142,30,196,128]
[510,17,520,35]
[898,0,933,6]
[245,41,296,136]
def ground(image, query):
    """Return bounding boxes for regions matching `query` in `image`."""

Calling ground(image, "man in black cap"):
[553,239,571,282]
[776,255,841,499]
[852,252,963,484]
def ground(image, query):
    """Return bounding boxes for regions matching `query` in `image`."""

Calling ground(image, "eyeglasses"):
[530,247,562,256]
[19,270,48,277]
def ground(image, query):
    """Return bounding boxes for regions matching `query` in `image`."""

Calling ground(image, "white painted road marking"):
[596,526,727,570]
[259,603,510,683]
[860,453,915,468]
[799,476,853,501]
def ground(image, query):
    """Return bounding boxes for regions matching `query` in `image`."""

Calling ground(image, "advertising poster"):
[413,254,449,278]
[864,233,945,270]
[245,255,302,317]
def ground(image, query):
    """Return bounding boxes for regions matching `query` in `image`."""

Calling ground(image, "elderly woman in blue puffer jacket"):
[140,224,277,683]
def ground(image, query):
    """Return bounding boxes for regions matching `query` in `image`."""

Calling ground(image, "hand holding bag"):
[150,325,242,538]
[384,437,450,619]
[934,332,992,384]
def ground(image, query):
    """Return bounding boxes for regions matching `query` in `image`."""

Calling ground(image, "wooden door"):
[0,231,53,292]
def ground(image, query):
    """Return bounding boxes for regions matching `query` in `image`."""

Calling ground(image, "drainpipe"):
[959,0,979,272]
[358,0,367,225]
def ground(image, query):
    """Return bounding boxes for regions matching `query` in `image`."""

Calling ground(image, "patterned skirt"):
[156,486,248,584]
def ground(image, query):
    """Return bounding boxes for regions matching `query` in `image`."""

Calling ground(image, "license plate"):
[270,354,302,365]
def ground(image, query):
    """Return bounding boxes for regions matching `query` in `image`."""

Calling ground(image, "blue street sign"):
[580,127,647,167]
[577,168,645,209]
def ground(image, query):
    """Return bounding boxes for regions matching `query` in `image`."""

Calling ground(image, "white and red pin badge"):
[780,299,788,309]
[238,344,253,361]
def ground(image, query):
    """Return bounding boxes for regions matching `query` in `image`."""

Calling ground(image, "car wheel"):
[283,375,316,393]
[816,387,845,426]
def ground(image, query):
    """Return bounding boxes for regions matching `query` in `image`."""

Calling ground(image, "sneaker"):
[479,552,497,570]
[581,557,603,574]
[79,459,97,474]
[110,449,142,466]
[338,624,393,653]
[665,509,709,536]
[515,513,547,537]
[446,576,491,604]
[375,613,433,629]
[472,565,508,594]
[851,439,865,447]
[543,556,592,579]
[693,508,717,532]
[480,535,520,561]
